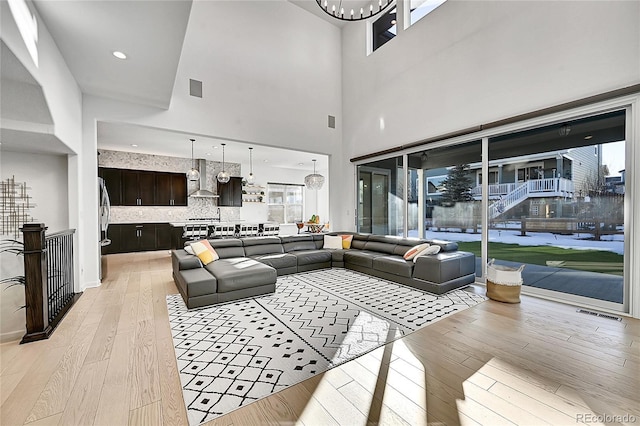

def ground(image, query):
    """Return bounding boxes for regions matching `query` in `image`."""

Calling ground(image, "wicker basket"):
[486,259,525,303]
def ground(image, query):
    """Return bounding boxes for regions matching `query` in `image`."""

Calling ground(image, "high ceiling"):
[33,0,192,109]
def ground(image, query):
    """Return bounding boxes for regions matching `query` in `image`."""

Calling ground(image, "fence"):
[21,223,79,344]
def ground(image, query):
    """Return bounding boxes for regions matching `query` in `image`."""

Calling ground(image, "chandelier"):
[304,159,325,190]
[217,143,231,184]
[315,0,394,22]
[186,138,200,181]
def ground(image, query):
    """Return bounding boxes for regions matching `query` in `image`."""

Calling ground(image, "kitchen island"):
[170,221,280,249]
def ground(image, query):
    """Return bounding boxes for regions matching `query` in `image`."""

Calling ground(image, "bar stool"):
[214,224,235,238]
[182,224,209,242]
[240,223,259,238]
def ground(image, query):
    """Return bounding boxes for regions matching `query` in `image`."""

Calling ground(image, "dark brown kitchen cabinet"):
[155,172,187,206]
[99,167,122,206]
[122,170,155,206]
[155,223,172,250]
[217,176,243,207]
[106,223,164,253]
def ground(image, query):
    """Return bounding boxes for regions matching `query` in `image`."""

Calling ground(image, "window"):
[372,6,397,52]
[267,183,304,224]
[409,0,446,26]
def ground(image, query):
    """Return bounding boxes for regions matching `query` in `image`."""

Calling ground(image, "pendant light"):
[304,159,325,190]
[217,143,231,183]
[186,138,200,181]
[246,147,255,185]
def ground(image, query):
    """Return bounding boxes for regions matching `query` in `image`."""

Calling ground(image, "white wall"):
[0,151,69,342]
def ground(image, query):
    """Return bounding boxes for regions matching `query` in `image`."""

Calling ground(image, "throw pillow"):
[340,234,354,249]
[184,245,195,255]
[413,245,441,262]
[403,243,430,260]
[190,240,219,265]
[323,235,343,250]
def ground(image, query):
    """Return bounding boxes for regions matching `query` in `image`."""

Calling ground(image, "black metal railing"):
[21,223,79,344]
[45,230,75,324]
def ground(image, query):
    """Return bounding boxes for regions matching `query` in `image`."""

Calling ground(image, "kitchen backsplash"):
[98,149,242,222]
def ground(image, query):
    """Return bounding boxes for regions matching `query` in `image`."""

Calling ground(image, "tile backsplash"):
[98,149,241,223]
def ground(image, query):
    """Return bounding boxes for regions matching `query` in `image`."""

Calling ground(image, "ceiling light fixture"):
[316,0,394,21]
[584,135,593,140]
[112,51,127,59]
[304,159,325,190]
[130,144,138,147]
[558,123,572,137]
[186,139,200,181]
[246,147,256,185]
[217,143,231,184]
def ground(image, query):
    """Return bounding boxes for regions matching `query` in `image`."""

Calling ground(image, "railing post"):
[20,223,50,344]
[520,216,527,236]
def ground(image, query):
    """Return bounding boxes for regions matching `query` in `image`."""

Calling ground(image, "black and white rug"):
[167,268,486,425]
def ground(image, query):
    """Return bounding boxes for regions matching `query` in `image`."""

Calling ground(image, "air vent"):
[576,309,622,321]
[328,115,336,129]
[189,79,203,98]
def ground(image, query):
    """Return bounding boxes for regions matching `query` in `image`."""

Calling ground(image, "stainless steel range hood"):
[189,159,219,198]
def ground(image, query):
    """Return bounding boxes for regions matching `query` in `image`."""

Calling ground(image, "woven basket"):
[486,259,525,303]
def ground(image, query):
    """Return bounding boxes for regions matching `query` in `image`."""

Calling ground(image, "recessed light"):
[206,153,211,156]
[213,146,218,149]
[131,144,138,147]
[112,51,127,60]
[584,135,593,140]
[298,163,304,166]
[263,159,269,163]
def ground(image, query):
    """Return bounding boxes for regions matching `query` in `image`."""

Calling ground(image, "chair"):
[213,224,235,238]
[182,224,209,242]
[240,223,259,238]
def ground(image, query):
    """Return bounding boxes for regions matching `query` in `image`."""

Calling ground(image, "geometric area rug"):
[167,268,486,425]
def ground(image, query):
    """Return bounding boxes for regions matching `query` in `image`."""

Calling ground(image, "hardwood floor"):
[1,251,638,425]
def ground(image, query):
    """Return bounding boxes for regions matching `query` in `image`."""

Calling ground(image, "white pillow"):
[323,235,343,250]
[413,245,441,262]
[184,245,195,255]
[403,243,430,260]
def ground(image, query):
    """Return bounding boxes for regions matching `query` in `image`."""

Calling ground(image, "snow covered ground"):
[408,228,624,255]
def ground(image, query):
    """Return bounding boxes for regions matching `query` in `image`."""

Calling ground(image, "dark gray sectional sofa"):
[172,233,476,309]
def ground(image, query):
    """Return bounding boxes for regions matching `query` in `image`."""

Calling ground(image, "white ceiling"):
[98,122,328,171]
[33,0,192,109]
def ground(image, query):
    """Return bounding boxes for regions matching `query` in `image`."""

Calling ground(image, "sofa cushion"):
[205,258,277,293]
[393,238,430,256]
[243,236,284,256]
[209,239,245,258]
[290,249,332,266]
[311,234,325,249]
[428,239,459,252]
[323,235,343,250]
[362,240,397,255]
[330,248,347,262]
[281,235,317,252]
[343,250,380,269]
[372,256,414,278]
[179,268,217,297]
[413,251,474,283]
[351,233,369,250]
[250,253,297,270]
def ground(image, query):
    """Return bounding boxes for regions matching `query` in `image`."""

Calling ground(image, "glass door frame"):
[353,93,640,316]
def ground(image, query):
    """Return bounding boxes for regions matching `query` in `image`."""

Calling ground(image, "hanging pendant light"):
[246,147,255,185]
[217,143,231,184]
[186,138,200,181]
[304,159,325,190]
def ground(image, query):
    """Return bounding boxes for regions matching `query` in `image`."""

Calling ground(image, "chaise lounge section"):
[172,232,476,309]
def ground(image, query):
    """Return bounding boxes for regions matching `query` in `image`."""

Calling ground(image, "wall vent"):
[189,79,203,98]
[576,309,622,321]
[328,115,336,129]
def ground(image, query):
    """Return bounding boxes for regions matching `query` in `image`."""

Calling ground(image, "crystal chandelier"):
[304,159,325,190]
[186,138,200,181]
[246,147,255,185]
[217,143,231,184]
[315,0,394,22]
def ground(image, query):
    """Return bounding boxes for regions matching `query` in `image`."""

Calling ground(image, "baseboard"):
[82,280,102,290]
[1,329,25,344]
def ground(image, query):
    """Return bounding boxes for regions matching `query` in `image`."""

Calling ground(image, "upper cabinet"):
[217,176,243,207]
[99,167,187,207]
[155,172,187,206]
[122,170,155,206]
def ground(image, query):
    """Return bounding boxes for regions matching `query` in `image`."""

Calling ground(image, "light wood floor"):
[1,251,639,426]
